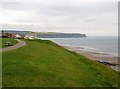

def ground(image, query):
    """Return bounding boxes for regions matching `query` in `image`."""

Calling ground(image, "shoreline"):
[61,45,119,72]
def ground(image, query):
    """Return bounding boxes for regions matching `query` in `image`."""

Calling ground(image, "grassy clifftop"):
[2,39,118,87]
[0,38,17,48]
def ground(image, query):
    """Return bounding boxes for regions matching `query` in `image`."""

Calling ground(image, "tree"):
[2,30,4,36]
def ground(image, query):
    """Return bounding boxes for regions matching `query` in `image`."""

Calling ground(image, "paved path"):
[0,39,26,52]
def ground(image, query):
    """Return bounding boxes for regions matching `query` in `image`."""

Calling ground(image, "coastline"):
[61,45,119,72]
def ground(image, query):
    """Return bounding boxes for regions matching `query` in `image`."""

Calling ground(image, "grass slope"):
[0,38,2,48]
[2,39,118,87]
[0,38,17,48]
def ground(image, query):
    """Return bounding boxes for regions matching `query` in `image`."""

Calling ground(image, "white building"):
[15,34,21,38]
[24,32,37,39]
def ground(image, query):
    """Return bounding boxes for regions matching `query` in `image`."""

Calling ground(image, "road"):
[0,39,26,52]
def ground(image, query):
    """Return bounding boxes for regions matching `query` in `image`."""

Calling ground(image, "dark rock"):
[97,60,117,66]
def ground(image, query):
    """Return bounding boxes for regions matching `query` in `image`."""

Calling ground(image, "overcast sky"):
[0,0,118,36]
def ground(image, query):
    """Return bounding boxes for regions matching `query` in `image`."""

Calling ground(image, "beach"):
[62,45,119,72]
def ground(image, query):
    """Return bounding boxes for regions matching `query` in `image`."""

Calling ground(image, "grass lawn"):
[0,38,2,48]
[0,38,17,48]
[2,39,119,87]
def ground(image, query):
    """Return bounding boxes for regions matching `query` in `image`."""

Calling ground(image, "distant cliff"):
[37,32,86,38]
[1,30,86,38]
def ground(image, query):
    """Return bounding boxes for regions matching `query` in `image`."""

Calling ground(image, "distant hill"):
[1,30,86,38]
[37,32,86,38]
[1,30,30,37]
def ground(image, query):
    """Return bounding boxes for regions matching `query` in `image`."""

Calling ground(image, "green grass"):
[0,38,2,48]
[37,32,59,34]
[0,38,17,48]
[2,39,119,87]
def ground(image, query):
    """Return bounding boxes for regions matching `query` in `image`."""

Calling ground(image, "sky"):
[0,0,118,36]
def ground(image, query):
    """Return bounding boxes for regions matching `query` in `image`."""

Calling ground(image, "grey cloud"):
[0,1,118,36]
[41,2,117,17]
[1,2,24,10]
[86,18,96,22]
[0,2,44,11]
[1,2,117,15]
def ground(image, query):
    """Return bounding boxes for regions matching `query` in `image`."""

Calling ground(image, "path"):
[0,39,26,52]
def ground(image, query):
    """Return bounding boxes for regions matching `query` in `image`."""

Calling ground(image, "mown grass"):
[0,38,17,48]
[0,38,2,48]
[2,39,119,87]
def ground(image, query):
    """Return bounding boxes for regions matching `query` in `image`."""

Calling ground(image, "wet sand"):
[62,45,119,72]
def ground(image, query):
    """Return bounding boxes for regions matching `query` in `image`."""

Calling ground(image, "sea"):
[40,36,119,57]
